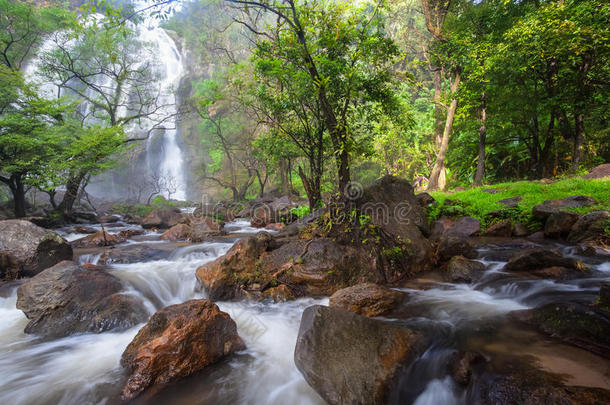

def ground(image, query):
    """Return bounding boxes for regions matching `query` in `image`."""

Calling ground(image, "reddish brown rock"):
[329,283,406,317]
[160,223,191,241]
[141,208,185,229]
[544,211,580,239]
[120,299,245,401]
[512,223,530,237]
[448,351,486,386]
[71,231,122,248]
[431,217,454,240]
[261,284,295,302]
[484,220,513,237]
[196,232,274,300]
[116,229,144,239]
[265,222,285,231]
[439,236,478,261]
[583,163,610,179]
[446,217,481,238]
[190,217,223,242]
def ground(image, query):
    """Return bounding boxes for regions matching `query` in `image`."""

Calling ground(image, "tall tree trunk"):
[1,175,27,218]
[1,174,27,218]
[279,158,290,195]
[572,113,584,172]
[6,175,27,218]
[433,69,443,149]
[473,91,487,186]
[428,70,461,191]
[58,171,86,216]
[13,179,26,219]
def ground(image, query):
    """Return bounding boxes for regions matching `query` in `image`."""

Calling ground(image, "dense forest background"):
[1,0,609,216]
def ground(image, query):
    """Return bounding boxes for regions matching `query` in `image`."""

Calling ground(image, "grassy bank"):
[428,178,610,229]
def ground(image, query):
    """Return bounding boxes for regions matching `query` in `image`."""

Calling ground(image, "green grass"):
[428,178,610,229]
[110,195,179,218]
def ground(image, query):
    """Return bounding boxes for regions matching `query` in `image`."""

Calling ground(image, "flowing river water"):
[0,220,608,405]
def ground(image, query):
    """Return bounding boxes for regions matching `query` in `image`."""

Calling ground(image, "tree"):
[0,0,68,70]
[35,19,171,215]
[227,0,400,199]
[0,66,71,217]
[193,78,257,201]
[249,47,329,208]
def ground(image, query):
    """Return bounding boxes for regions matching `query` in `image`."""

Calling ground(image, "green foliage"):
[290,205,310,219]
[0,66,73,188]
[111,195,177,218]
[382,246,404,262]
[429,178,610,228]
[0,0,71,70]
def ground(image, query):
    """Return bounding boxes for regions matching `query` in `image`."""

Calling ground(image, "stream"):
[0,220,608,404]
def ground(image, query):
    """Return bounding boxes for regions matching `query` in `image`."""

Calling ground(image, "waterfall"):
[24,5,189,202]
[137,4,188,201]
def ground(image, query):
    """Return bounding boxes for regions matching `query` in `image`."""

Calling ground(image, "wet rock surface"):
[513,301,610,359]
[141,208,186,229]
[567,211,610,244]
[503,248,588,274]
[71,231,124,248]
[445,256,486,283]
[294,305,426,405]
[120,299,245,401]
[329,283,407,317]
[16,261,148,338]
[0,220,73,279]
[532,195,597,220]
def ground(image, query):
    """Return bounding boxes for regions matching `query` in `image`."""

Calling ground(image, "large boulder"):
[445,256,486,283]
[141,208,185,229]
[503,249,588,274]
[583,163,610,179]
[532,196,596,220]
[189,217,223,242]
[357,175,430,236]
[329,283,407,317]
[251,196,299,228]
[160,223,191,241]
[512,302,610,358]
[0,220,73,279]
[16,261,148,338]
[567,211,610,244]
[476,366,610,405]
[445,217,481,238]
[294,305,426,405]
[71,231,123,248]
[196,234,385,300]
[483,220,513,237]
[356,175,434,273]
[120,299,245,401]
[439,236,478,261]
[544,211,580,239]
[415,192,436,208]
[97,244,173,265]
[196,232,275,300]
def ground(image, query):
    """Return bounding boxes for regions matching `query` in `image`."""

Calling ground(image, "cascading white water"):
[136,2,188,201]
[23,6,189,201]
[0,221,327,405]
